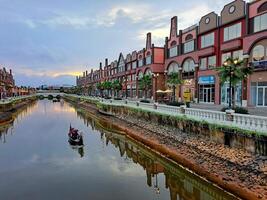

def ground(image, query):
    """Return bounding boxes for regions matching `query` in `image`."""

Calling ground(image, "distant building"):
[0,67,15,99]
[77,0,267,107]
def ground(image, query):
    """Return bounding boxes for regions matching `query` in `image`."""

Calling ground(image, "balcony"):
[251,60,267,71]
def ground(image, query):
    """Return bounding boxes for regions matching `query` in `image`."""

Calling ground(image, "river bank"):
[64,95,267,200]
[0,95,37,125]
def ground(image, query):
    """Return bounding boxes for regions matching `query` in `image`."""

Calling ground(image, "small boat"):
[68,125,84,146]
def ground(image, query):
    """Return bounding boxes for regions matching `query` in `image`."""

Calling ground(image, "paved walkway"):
[191,103,267,117]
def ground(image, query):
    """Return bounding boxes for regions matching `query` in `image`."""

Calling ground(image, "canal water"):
[0,100,238,200]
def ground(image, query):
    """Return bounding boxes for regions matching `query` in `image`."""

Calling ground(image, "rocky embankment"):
[67,98,267,200]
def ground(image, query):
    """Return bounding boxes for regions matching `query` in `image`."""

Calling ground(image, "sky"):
[0,0,241,87]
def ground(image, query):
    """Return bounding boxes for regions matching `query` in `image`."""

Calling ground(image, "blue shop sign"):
[198,76,215,84]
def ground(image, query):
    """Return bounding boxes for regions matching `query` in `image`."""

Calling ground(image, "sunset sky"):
[0,0,243,86]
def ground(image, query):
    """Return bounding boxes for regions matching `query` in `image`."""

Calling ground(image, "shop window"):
[252,45,265,61]
[254,13,267,33]
[224,23,241,42]
[201,32,214,48]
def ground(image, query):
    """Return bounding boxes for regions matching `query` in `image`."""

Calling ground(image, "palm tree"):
[138,75,152,99]
[112,80,122,98]
[87,85,93,96]
[96,82,104,97]
[166,72,183,102]
[217,57,253,108]
[102,81,112,97]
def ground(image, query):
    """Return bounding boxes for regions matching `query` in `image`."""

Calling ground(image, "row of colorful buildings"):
[0,67,35,99]
[77,0,267,107]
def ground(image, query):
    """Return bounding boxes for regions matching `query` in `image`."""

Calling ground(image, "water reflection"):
[0,100,237,200]
[75,107,237,200]
[0,101,37,144]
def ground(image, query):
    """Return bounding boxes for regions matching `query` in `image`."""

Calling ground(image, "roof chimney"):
[105,58,108,66]
[170,16,178,38]
[146,32,152,50]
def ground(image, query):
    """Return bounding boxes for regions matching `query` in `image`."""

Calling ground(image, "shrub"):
[221,106,249,114]
[140,99,150,103]
[166,101,184,107]
[48,95,53,100]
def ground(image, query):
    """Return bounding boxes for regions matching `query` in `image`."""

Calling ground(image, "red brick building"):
[77,0,267,107]
[0,67,15,99]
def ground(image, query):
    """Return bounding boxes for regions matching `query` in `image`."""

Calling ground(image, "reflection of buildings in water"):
[74,105,235,200]
[0,102,37,144]
[102,131,234,200]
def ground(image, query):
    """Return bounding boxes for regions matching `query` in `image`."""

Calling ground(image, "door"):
[203,88,213,103]
[257,87,267,107]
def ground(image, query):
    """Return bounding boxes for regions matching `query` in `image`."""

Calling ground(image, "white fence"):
[65,94,267,134]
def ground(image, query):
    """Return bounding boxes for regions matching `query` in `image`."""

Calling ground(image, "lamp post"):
[152,73,159,102]
[223,58,238,110]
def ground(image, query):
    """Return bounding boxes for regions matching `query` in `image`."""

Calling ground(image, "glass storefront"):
[221,82,242,106]
[251,82,267,107]
[198,76,215,103]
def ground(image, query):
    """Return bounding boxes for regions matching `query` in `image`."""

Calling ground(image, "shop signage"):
[198,76,215,84]
[184,79,193,86]
[252,60,267,70]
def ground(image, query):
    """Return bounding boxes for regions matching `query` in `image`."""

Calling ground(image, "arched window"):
[258,2,267,13]
[144,68,152,76]
[183,59,195,72]
[170,41,177,47]
[137,71,143,79]
[252,45,265,61]
[167,62,179,75]
[185,34,193,41]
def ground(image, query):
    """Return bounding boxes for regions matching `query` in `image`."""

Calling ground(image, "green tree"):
[112,80,122,98]
[96,82,104,97]
[217,57,253,108]
[103,81,112,97]
[138,75,152,99]
[166,72,183,102]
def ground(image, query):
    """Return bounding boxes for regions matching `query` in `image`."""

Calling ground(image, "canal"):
[0,100,238,200]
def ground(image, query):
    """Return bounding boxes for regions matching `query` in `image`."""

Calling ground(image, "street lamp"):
[223,58,239,109]
[152,73,160,102]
